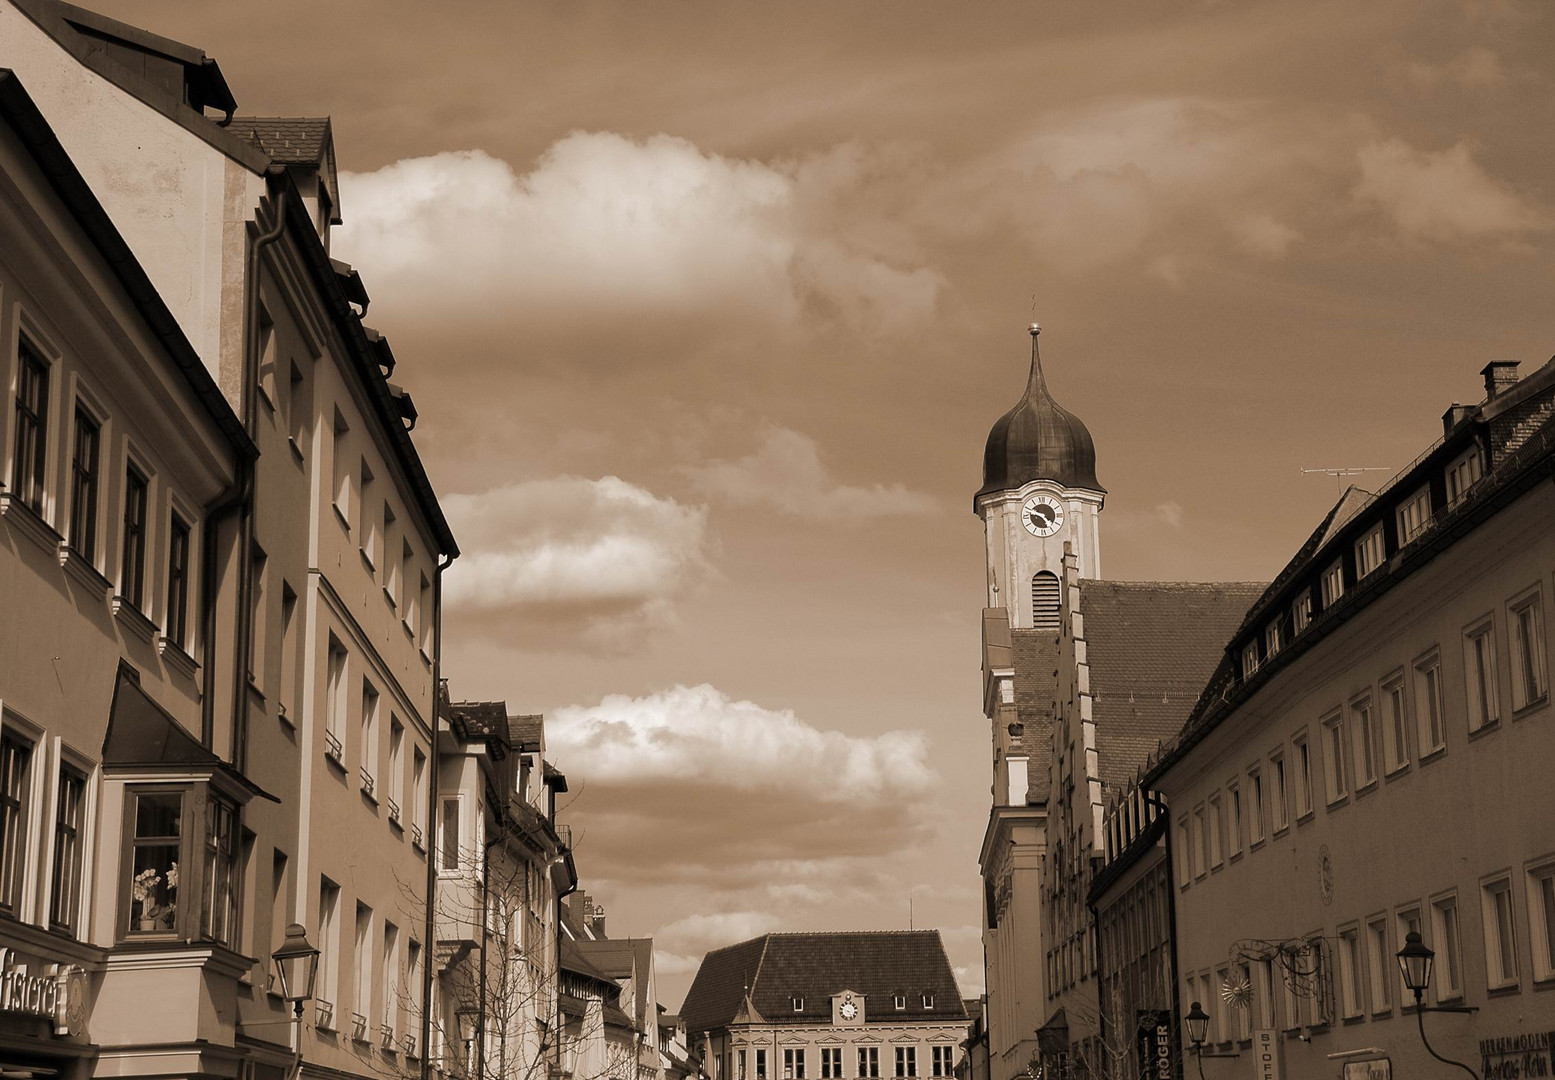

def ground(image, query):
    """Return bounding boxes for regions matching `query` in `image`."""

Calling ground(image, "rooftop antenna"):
[1299,465,1391,495]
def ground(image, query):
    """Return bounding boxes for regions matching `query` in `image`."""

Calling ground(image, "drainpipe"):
[424,548,457,1080]
[203,170,286,754]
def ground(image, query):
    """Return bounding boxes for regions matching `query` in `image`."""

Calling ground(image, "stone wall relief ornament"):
[1318,844,1334,905]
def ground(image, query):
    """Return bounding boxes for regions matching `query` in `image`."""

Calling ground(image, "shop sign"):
[1480,1031,1555,1079]
[1340,1057,1390,1080]
[1134,1010,1173,1080]
[0,947,88,1036]
[1252,1029,1282,1080]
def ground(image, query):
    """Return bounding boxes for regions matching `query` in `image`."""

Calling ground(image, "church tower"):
[975,324,1105,629]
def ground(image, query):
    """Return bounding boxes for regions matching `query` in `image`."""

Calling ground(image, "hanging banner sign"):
[1134,1010,1173,1080]
[1252,1029,1282,1080]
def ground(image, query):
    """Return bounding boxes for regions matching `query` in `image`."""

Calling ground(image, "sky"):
[99,0,1555,1007]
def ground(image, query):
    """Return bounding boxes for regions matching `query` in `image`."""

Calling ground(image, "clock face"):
[840,1001,858,1021]
[1021,495,1064,537]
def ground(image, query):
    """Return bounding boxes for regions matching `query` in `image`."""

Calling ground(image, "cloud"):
[549,685,939,886]
[336,136,941,336]
[1354,138,1550,241]
[441,476,710,649]
[657,911,783,953]
[687,426,937,519]
[1401,46,1507,90]
[1154,501,1185,529]
[1231,213,1300,258]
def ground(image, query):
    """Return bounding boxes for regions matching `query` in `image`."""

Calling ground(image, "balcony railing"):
[360,767,375,797]
[315,998,335,1030]
[381,1023,397,1050]
[387,796,402,824]
[351,1011,369,1042]
[324,729,344,764]
[411,823,425,849]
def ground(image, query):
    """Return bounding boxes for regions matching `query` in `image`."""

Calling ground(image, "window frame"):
[1413,647,1447,758]
[1207,793,1224,869]
[1247,767,1266,846]
[165,513,192,650]
[1429,891,1464,1003]
[1446,446,1483,508]
[0,727,37,915]
[1481,874,1521,991]
[1463,616,1501,733]
[1350,692,1377,790]
[119,460,150,610]
[1227,781,1243,859]
[1320,711,1348,805]
[1395,906,1423,1007]
[1320,559,1344,609]
[1381,671,1410,775]
[1292,731,1313,821]
[1293,592,1312,636]
[1365,914,1392,1017]
[1270,752,1290,835]
[1337,923,1363,1020]
[1396,484,1432,546]
[1508,587,1548,715]
[118,781,244,947]
[48,763,89,935]
[68,402,102,562]
[1526,854,1555,985]
[1354,523,1385,580]
[10,337,51,514]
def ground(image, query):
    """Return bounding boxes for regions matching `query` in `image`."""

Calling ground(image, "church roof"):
[977,327,1103,506]
[680,931,966,1036]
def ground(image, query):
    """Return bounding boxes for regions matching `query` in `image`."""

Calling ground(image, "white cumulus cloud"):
[1354,138,1550,242]
[441,476,710,648]
[336,135,941,333]
[687,425,937,519]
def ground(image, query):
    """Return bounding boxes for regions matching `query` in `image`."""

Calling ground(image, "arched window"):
[1032,572,1061,631]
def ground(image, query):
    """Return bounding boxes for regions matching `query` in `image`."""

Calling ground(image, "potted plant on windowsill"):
[132,863,178,931]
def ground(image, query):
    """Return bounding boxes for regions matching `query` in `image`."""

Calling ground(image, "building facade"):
[1148,358,1555,1078]
[681,932,967,1080]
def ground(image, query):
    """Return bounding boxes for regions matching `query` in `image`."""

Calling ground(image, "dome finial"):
[1026,320,1047,397]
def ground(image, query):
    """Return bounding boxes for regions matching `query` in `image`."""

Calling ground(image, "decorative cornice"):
[1,492,62,554]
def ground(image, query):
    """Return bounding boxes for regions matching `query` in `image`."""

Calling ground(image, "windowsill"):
[1531,974,1555,991]
[1340,1015,1365,1026]
[324,747,346,773]
[1369,1009,1393,1020]
[1228,850,1244,864]
[361,786,379,806]
[1487,981,1522,998]
[333,503,351,534]
[1295,809,1315,825]
[1210,862,1224,874]
[1419,745,1447,765]
[1249,837,1266,852]
[388,814,404,833]
[158,637,200,680]
[1326,794,1349,811]
[1512,696,1550,721]
[419,647,431,668]
[113,596,158,643]
[0,492,62,555]
[402,618,415,641]
[1467,719,1501,742]
[1435,992,1466,1006]
[1383,762,1410,780]
[1353,777,1378,797]
[1272,824,1290,839]
[288,437,305,466]
[383,587,397,611]
[360,548,376,574]
[257,384,276,414]
[58,543,112,596]
[277,702,296,731]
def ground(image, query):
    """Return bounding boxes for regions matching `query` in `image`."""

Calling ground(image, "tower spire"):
[1026,321,1047,398]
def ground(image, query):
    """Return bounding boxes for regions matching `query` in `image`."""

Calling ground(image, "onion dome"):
[976,324,1104,504]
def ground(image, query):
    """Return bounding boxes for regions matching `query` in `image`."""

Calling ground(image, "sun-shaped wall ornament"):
[1221,972,1253,1010]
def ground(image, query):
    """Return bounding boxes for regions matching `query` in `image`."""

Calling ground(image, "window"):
[1396,908,1422,1003]
[1321,560,1344,609]
[1366,916,1392,1014]
[361,461,378,567]
[740,1053,748,1080]
[1397,485,1431,545]
[287,360,308,459]
[388,718,405,822]
[922,993,934,1009]
[325,636,347,761]
[1415,650,1446,755]
[1464,619,1500,732]
[1337,926,1362,1018]
[398,541,414,612]
[1351,696,1376,788]
[1529,861,1555,983]
[1254,958,1275,1029]
[1431,894,1463,1001]
[1265,621,1281,661]
[360,680,380,796]
[317,883,340,1024]
[756,1049,768,1080]
[1482,876,1519,989]
[1321,713,1347,803]
[1293,592,1312,635]
[858,1048,879,1079]
[0,731,33,913]
[248,547,267,684]
[1192,805,1207,877]
[406,940,423,1054]
[1227,783,1243,857]
[784,1049,805,1080]
[164,515,191,648]
[354,902,373,1038]
[1293,734,1313,818]
[1235,962,1253,1040]
[279,583,299,720]
[1175,816,1190,884]
[894,1047,916,1078]
[127,790,181,934]
[201,795,239,945]
[1271,754,1289,832]
[332,409,352,525]
[820,1049,842,1079]
[1382,674,1410,773]
[893,994,906,1010]
[1510,593,1547,712]
[383,921,400,1041]
[1032,571,1060,631]
[931,1047,955,1078]
[441,799,460,871]
[792,995,804,1011]
[49,767,86,933]
[1446,447,1482,508]
[1208,794,1224,868]
[1355,524,1385,579]
[411,748,428,847]
[69,406,100,559]
[11,342,49,511]
[257,305,277,405]
[1248,769,1265,844]
[120,464,149,608]
[1241,641,1259,679]
[418,573,433,652]
[270,850,291,970]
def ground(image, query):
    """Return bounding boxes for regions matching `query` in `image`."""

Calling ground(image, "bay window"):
[121,785,243,945]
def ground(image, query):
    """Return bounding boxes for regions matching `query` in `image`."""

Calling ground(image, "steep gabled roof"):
[1080,581,1264,790]
[225,116,330,164]
[681,931,966,1037]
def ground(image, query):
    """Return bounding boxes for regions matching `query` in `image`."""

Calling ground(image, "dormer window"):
[1264,622,1281,660]
[1397,485,1432,545]
[1241,641,1259,679]
[922,993,934,1009]
[1293,592,1312,635]
[1446,447,1483,508]
[792,996,804,1012]
[1355,523,1385,579]
[893,994,906,1010]
[1320,560,1344,608]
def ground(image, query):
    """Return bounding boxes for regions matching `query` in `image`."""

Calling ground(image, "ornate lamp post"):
[457,1006,480,1077]
[1396,931,1480,1080]
[272,923,321,1019]
[1184,1002,1211,1080]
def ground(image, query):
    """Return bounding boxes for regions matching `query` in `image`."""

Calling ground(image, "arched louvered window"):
[1032,571,1060,631]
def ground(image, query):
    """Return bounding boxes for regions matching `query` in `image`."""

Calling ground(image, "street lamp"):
[1395,931,1481,1080]
[457,1006,480,1076]
[1184,1002,1210,1080]
[272,923,321,1019]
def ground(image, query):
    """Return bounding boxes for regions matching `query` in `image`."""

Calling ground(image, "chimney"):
[591,906,607,938]
[1442,403,1474,437]
[1481,360,1520,401]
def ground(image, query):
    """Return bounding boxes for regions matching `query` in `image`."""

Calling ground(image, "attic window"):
[922,994,934,1009]
[792,996,804,1012]
[893,995,906,1010]
[1031,572,1060,632]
